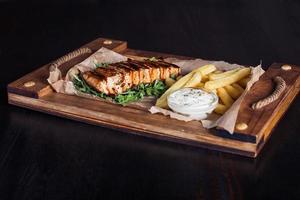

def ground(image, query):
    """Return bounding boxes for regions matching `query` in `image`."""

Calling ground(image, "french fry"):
[156,64,216,108]
[196,82,216,93]
[217,88,234,107]
[165,77,176,87]
[214,103,228,115]
[184,72,202,88]
[176,75,183,81]
[194,64,216,75]
[238,77,250,88]
[213,70,223,74]
[211,89,217,94]
[194,82,204,88]
[204,68,251,90]
[232,83,245,94]
[201,88,216,93]
[208,68,240,81]
[201,75,209,82]
[224,85,242,99]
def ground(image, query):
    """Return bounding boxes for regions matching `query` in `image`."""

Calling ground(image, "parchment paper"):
[47,47,264,134]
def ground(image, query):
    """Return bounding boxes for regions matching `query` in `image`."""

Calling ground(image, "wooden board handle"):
[235,63,300,144]
[251,76,286,109]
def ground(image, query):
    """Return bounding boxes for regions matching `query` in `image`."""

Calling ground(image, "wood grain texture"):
[235,63,300,145]
[8,93,257,157]
[7,38,300,158]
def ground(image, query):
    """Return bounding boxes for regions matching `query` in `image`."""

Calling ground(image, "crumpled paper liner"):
[47,47,264,134]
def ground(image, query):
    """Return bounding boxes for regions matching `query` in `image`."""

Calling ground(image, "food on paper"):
[155,63,252,118]
[167,88,218,119]
[82,59,180,95]
[47,46,262,133]
[70,49,252,119]
[73,58,181,105]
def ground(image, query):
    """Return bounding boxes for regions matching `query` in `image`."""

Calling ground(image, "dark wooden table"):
[1,1,300,199]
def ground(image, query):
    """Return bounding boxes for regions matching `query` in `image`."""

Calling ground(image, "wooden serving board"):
[7,38,300,158]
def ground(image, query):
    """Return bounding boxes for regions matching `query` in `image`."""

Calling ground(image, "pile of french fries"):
[156,64,251,115]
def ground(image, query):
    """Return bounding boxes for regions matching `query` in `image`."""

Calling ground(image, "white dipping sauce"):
[167,88,218,120]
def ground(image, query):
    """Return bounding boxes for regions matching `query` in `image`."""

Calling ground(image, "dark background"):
[1,0,300,199]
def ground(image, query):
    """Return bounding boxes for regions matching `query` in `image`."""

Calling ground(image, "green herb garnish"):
[145,57,158,62]
[72,75,167,105]
[170,73,177,80]
[94,62,109,68]
[73,75,109,99]
[114,80,166,105]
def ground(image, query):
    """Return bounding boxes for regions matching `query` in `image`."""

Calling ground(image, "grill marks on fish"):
[82,59,181,95]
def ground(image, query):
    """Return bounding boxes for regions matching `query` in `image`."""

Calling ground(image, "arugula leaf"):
[170,73,177,80]
[73,75,167,105]
[94,62,109,68]
[145,57,158,62]
[73,75,108,99]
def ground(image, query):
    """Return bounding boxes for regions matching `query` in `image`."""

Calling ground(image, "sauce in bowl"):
[167,88,218,119]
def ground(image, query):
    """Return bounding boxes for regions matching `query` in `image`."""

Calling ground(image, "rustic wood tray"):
[7,38,300,158]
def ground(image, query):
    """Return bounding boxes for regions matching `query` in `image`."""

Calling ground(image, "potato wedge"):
[204,68,251,90]
[217,88,234,107]
[156,64,216,108]
[214,103,228,115]
[184,72,202,88]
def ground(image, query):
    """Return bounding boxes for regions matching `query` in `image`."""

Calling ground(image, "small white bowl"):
[167,88,218,120]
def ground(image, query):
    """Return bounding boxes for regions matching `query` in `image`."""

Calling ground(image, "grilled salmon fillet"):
[82,59,181,95]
